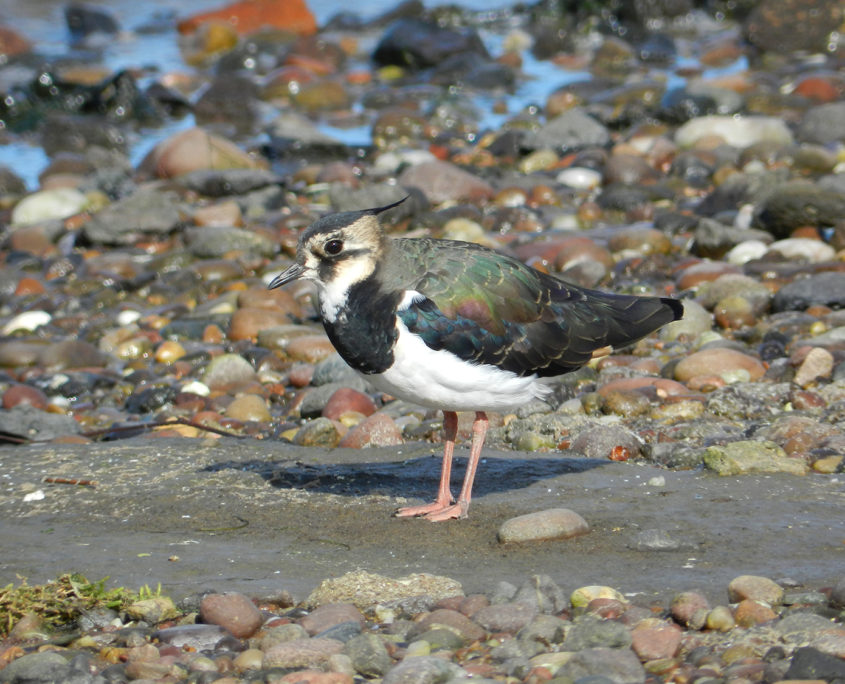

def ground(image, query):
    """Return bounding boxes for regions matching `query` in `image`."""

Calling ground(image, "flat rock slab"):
[1,437,842,604]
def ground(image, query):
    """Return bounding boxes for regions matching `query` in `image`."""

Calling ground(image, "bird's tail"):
[589,292,683,350]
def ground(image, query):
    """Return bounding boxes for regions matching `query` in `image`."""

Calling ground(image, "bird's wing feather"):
[390,238,681,377]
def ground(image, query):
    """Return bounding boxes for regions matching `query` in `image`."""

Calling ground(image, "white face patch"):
[316,254,377,323]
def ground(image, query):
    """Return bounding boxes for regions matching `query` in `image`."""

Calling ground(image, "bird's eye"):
[324,239,343,255]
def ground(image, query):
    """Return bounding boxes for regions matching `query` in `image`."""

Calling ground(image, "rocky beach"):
[1,0,845,681]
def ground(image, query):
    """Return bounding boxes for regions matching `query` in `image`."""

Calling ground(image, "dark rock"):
[691,217,773,259]
[785,646,845,680]
[40,112,127,156]
[194,75,260,134]
[754,183,845,239]
[743,0,842,54]
[177,169,283,197]
[372,18,488,70]
[65,2,119,35]
[772,272,845,312]
[125,385,177,414]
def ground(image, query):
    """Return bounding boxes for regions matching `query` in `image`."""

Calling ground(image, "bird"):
[269,196,684,521]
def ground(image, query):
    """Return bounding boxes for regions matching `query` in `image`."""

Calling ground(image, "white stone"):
[726,240,769,264]
[556,166,602,190]
[3,310,51,334]
[675,115,794,149]
[181,380,210,396]
[767,238,835,263]
[12,187,88,225]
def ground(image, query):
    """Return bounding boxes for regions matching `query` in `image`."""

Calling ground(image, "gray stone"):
[344,632,393,677]
[177,169,282,197]
[0,405,80,442]
[186,226,276,258]
[773,272,845,312]
[557,647,645,684]
[563,616,632,651]
[82,189,184,245]
[382,655,463,684]
[0,651,71,684]
[522,108,610,152]
[512,575,569,614]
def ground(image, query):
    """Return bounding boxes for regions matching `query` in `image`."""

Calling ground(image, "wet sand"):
[1,437,842,604]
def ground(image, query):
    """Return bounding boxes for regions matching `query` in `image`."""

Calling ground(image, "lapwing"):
[270,197,683,521]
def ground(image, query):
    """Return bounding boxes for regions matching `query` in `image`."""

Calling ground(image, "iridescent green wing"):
[389,238,681,377]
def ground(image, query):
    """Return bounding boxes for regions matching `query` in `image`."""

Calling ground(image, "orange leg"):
[395,411,489,522]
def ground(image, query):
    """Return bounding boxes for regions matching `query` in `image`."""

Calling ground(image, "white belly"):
[362,319,550,413]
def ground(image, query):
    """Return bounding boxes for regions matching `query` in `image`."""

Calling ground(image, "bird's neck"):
[321,272,403,375]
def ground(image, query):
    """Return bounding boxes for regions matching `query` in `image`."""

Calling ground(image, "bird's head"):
[268,197,407,292]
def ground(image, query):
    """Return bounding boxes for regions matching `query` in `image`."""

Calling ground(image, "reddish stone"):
[279,671,353,684]
[733,599,777,627]
[322,388,377,421]
[597,376,688,399]
[286,335,335,364]
[338,413,403,448]
[793,76,841,103]
[14,277,46,296]
[298,603,364,635]
[229,307,297,341]
[630,620,682,661]
[3,384,49,410]
[0,26,30,57]
[178,0,317,36]
[200,592,263,638]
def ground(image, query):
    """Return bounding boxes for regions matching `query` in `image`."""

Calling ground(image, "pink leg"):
[407,411,489,522]
[395,411,458,518]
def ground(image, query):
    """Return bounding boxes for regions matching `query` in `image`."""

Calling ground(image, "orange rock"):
[229,308,296,341]
[0,26,31,58]
[733,599,777,627]
[674,348,765,383]
[14,277,46,296]
[178,0,317,37]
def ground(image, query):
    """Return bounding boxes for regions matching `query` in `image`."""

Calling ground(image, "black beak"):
[268,263,306,289]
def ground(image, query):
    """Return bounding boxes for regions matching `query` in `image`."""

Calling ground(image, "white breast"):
[363,317,550,413]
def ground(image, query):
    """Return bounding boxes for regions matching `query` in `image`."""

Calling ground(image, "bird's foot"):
[394,500,468,521]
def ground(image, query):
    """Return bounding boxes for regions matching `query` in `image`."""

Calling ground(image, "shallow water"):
[0,0,747,190]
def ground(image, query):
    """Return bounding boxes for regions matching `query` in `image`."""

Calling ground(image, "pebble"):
[299,604,364,636]
[674,348,765,383]
[703,440,809,476]
[726,575,784,605]
[497,508,589,543]
[225,394,271,422]
[263,638,345,669]
[669,591,710,629]
[338,413,403,448]
[202,353,257,390]
[629,620,682,661]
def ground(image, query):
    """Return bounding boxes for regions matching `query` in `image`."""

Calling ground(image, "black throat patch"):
[322,276,403,375]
